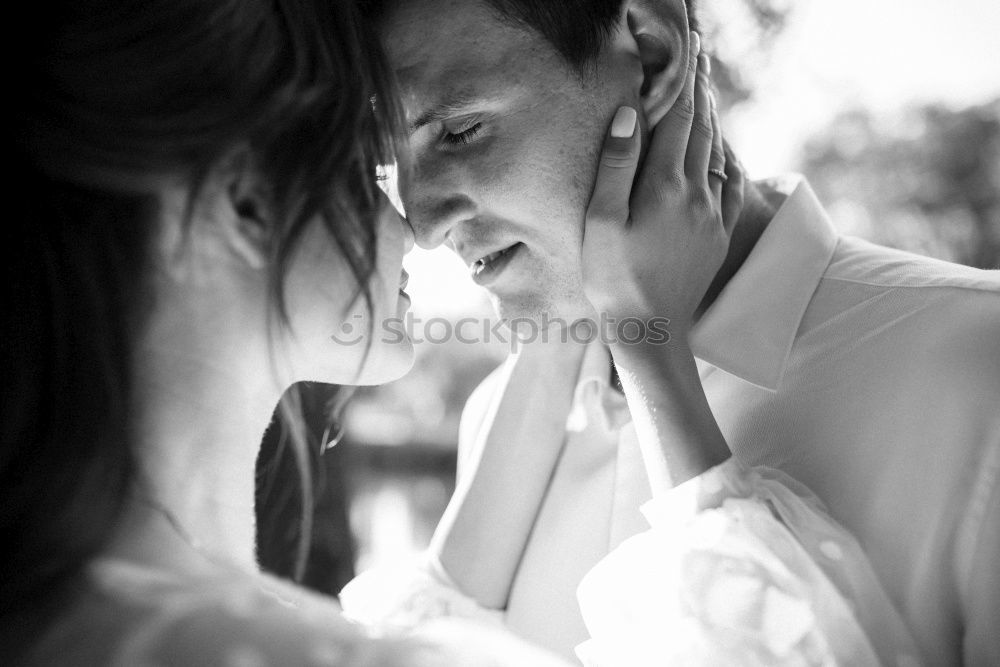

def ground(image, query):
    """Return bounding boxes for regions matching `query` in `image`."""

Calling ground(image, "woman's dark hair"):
[3,0,402,641]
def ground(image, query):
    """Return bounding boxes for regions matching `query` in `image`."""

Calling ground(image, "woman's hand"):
[580,35,742,491]
[582,34,744,337]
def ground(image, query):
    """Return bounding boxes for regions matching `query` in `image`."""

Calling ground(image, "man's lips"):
[467,243,518,271]
[475,248,507,269]
[470,242,523,285]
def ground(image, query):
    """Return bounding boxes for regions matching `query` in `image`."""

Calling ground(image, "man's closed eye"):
[442,121,484,146]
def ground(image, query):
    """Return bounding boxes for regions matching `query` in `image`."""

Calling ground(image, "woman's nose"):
[379,190,415,254]
[401,214,416,254]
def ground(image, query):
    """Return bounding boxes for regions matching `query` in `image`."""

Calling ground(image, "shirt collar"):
[689,176,838,392]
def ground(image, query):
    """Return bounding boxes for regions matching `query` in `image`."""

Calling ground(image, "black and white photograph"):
[5,0,999,665]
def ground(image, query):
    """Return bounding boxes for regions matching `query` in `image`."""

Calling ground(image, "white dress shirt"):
[466,177,1000,664]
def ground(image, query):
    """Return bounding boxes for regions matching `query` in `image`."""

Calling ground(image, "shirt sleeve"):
[576,457,924,667]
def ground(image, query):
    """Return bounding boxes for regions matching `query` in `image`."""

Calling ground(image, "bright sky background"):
[401,0,1000,317]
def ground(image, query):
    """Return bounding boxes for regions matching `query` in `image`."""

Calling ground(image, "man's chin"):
[490,291,595,329]
[490,291,545,323]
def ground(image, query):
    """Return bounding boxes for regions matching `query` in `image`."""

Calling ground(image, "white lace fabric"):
[576,458,922,666]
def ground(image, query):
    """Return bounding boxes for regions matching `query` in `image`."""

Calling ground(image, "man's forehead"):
[380,1,551,126]
[381,0,544,90]
[395,57,516,101]
[395,62,527,128]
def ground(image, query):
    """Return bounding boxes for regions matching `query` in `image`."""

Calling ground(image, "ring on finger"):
[708,168,728,182]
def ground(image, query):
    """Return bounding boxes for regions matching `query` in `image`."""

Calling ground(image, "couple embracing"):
[7,0,998,665]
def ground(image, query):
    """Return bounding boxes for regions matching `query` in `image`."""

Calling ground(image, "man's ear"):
[220,149,271,271]
[623,0,690,127]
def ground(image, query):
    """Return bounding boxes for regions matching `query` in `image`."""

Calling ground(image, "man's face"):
[380,0,636,321]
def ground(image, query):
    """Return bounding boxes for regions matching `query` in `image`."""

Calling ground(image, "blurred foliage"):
[699,0,797,108]
[799,100,1000,269]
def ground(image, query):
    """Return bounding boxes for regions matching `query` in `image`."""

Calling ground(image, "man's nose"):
[398,160,478,250]
[411,196,477,249]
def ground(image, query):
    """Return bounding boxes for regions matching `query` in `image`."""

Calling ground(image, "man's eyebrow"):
[407,91,491,134]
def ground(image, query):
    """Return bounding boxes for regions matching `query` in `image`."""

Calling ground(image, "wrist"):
[608,322,693,366]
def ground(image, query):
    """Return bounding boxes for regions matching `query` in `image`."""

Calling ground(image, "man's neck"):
[694,178,782,320]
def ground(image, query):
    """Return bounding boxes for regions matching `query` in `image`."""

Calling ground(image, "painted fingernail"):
[691,31,701,57]
[611,106,637,138]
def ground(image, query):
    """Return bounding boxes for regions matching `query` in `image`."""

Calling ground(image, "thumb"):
[585,106,641,228]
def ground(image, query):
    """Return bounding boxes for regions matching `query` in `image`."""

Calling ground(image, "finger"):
[707,89,726,201]
[721,140,745,235]
[585,106,641,231]
[684,52,714,183]
[644,31,700,177]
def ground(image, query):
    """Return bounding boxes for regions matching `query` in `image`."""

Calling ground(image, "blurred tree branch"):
[699,0,796,107]
[799,100,1000,269]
